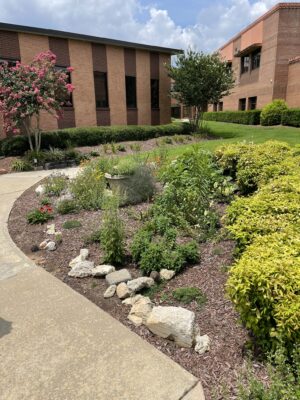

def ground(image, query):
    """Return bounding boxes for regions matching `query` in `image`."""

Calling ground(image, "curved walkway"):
[0,170,204,400]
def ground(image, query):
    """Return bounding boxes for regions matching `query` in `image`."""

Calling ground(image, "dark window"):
[251,49,261,70]
[151,78,159,109]
[241,56,250,74]
[248,96,257,110]
[218,102,223,112]
[239,98,247,111]
[213,102,218,112]
[94,72,109,108]
[227,62,232,70]
[125,76,137,109]
[0,58,18,67]
[55,66,73,107]
[171,106,180,119]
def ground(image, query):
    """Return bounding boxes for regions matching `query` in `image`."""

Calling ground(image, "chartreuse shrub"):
[215,141,293,193]
[260,99,288,126]
[225,172,300,251]
[227,230,300,352]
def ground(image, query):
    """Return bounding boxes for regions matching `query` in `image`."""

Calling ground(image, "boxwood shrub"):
[281,108,300,127]
[0,122,191,157]
[260,99,288,126]
[203,110,261,125]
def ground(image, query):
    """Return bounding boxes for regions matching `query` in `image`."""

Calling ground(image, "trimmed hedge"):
[203,110,261,125]
[260,99,288,126]
[0,122,191,156]
[282,108,300,127]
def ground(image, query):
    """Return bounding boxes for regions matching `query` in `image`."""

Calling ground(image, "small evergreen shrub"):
[100,196,125,265]
[281,108,300,127]
[177,241,199,263]
[57,199,79,215]
[172,287,207,306]
[203,110,261,125]
[139,242,185,274]
[260,99,288,126]
[83,228,102,245]
[62,220,82,229]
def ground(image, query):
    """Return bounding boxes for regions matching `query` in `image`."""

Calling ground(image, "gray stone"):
[116,282,131,299]
[146,306,196,348]
[160,269,176,281]
[103,285,117,298]
[69,249,89,268]
[91,265,115,277]
[45,241,56,251]
[150,271,160,283]
[194,335,210,355]
[35,185,45,196]
[127,277,154,293]
[122,294,144,306]
[68,261,95,278]
[105,269,132,286]
[128,296,154,327]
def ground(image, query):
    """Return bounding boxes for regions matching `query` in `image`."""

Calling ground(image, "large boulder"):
[128,296,154,327]
[68,261,95,278]
[69,249,89,268]
[106,269,132,286]
[146,306,196,348]
[127,277,154,293]
[116,282,131,299]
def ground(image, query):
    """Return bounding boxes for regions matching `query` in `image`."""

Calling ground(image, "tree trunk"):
[34,114,41,152]
[22,118,34,151]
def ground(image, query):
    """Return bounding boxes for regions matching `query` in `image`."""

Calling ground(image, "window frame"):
[251,49,261,70]
[241,56,250,74]
[239,98,247,111]
[248,96,257,110]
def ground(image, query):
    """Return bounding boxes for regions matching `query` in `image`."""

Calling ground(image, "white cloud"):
[0,0,297,52]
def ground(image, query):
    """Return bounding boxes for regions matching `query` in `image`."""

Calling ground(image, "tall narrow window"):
[248,96,257,110]
[213,102,218,112]
[94,72,109,108]
[241,56,250,74]
[151,79,159,109]
[251,49,261,70]
[218,102,223,112]
[125,76,137,108]
[239,98,246,111]
[55,66,73,107]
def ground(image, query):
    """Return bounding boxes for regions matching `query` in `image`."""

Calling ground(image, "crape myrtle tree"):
[0,50,74,152]
[167,50,234,131]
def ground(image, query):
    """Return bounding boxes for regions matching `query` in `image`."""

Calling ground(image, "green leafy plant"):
[110,142,116,154]
[44,173,68,196]
[116,144,126,152]
[172,287,207,306]
[100,196,125,265]
[260,99,288,126]
[83,228,102,245]
[57,199,79,215]
[90,150,100,157]
[62,220,82,229]
[27,205,53,224]
[11,159,33,172]
[129,143,141,152]
[40,197,51,206]
[178,241,199,263]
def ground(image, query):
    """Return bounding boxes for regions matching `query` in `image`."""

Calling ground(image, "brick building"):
[0,22,181,137]
[211,2,300,112]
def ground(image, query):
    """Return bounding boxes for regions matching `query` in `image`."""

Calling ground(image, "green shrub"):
[227,231,300,351]
[215,141,293,193]
[27,207,53,224]
[11,159,33,172]
[1,135,29,156]
[116,144,126,152]
[281,108,300,127]
[178,241,199,263]
[237,346,300,400]
[260,99,288,126]
[203,110,261,125]
[57,199,79,215]
[40,197,51,206]
[70,163,106,210]
[131,228,153,263]
[44,174,68,196]
[83,228,102,245]
[172,287,207,306]
[100,196,125,265]
[62,220,82,229]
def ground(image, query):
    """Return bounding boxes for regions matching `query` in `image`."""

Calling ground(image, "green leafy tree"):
[167,50,234,131]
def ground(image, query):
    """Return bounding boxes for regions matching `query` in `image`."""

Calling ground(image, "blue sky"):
[0,0,298,51]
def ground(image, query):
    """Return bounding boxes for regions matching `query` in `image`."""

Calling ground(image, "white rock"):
[122,295,144,306]
[45,241,56,251]
[103,285,117,298]
[39,239,50,249]
[116,282,131,299]
[127,277,154,293]
[91,265,115,277]
[194,335,210,355]
[160,269,176,281]
[46,224,56,235]
[128,296,153,326]
[69,249,89,268]
[35,185,45,196]
[106,269,132,286]
[68,261,95,278]
[146,306,196,348]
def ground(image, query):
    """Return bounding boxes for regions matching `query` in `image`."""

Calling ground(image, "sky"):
[0,0,298,52]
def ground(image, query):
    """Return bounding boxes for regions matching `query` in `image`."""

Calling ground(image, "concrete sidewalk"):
[0,170,204,400]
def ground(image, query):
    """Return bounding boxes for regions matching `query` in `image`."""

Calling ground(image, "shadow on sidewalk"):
[0,317,12,338]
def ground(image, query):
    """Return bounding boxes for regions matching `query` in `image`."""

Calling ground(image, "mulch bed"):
[8,180,266,400]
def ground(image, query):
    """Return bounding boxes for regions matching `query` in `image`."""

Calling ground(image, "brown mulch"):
[0,156,16,173]
[8,181,266,400]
